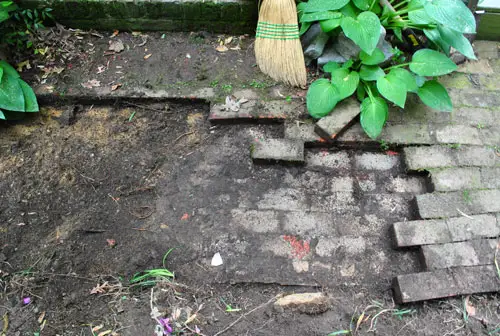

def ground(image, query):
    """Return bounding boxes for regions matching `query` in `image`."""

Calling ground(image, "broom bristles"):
[255,0,307,88]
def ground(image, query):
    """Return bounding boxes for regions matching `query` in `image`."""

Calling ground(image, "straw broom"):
[255,0,307,88]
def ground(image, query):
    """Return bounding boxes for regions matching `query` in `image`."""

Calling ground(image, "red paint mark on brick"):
[386,150,399,156]
[180,213,189,220]
[283,235,310,259]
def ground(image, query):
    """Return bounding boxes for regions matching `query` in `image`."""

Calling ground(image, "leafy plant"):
[300,0,476,139]
[129,249,175,288]
[0,60,39,120]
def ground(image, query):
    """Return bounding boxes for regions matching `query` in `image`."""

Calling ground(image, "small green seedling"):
[130,248,175,287]
[221,298,241,313]
[128,111,136,122]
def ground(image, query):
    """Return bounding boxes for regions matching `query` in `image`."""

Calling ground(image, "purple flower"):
[159,318,173,334]
[22,297,31,305]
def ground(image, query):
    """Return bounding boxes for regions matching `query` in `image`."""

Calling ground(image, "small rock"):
[301,23,322,49]
[304,29,330,60]
[211,252,223,266]
[318,42,347,67]
[0,253,6,262]
[274,292,330,314]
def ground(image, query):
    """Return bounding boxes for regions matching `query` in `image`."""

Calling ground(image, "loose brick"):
[382,123,434,145]
[315,98,360,141]
[209,100,292,123]
[421,239,497,270]
[417,190,500,219]
[260,100,302,119]
[431,167,482,191]
[404,146,455,170]
[455,146,500,167]
[274,293,330,314]
[393,265,500,303]
[284,122,324,146]
[479,128,500,146]
[451,107,494,126]
[482,168,500,189]
[209,100,257,122]
[354,153,399,171]
[305,151,351,170]
[447,214,500,241]
[387,177,428,194]
[435,125,482,145]
[392,214,499,247]
[251,138,304,164]
[392,220,451,247]
[473,41,499,59]
[457,59,494,74]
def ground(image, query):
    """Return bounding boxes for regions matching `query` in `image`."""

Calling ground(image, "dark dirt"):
[1,101,500,336]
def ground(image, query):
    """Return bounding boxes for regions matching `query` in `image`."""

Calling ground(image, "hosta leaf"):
[377,74,407,108]
[0,11,8,24]
[323,61,340,72]
[408,9,435,24]
[408,0,426,10]
[320,17,342,32]
[353,0,370,11]
[0,67,3,82]
[360,97,388,139]
[356,85,366,101]
[0,110,5,120]
[340,11,381,55]
[393,28,403,42]
[360,48,385,65]
[388,68,418,92]
[417,80,452,111]
[424,0,476,33]
[409,49,457,76]
[305,0,350,12]
[300,22,312,35]
[424,28,450,55]
[331,68,360,100]
[0,60,20,78]
[301,11,342,22]
[340,2,359,18]
[437,25,476,59]
[19,80,39,112]
[0,75,24,111]
[307,78,339,118]
[359,65,385,81]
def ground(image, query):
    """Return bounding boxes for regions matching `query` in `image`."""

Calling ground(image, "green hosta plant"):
[0,60,39,120]
[301,0,477,139]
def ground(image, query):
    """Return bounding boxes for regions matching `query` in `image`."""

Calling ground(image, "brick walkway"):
[208,40,500,303]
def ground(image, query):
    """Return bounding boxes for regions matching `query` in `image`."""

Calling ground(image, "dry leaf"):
[181,213,189,220]
[224,36,233,45]
[37,311,46,324]
[81,79,101,89]
[97,330,112,336]
[230,45,241,51]
[109,40,125,53]
[106,239,116,247]
[355,312,365,332]
[131,31,142,36]
[92,325,104,332]
[465,296,476,316]
[110,30,119,38]
[17,60,31,72]
[144,54,152,60]
[111,84,122,91]
[90,282,109,294]
[97,65,106,74]
[216,45,228,52]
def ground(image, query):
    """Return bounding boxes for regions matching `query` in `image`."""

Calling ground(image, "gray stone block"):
[473,41,499,60]
[284,122,324,146]
[431,167,482,191]
[304,29,330,60]
[382,123,434,145]
[251,138,305,164]
[392,214,499,247]
[315,98,360,141]
[393,265,500,304]
[305,151,351,170]
[317,43,347,67]
[417,190,500,219]
[435,125,482,145]
[301,23,322,49]
[481,168,500,189]
[451,107,494,126]
[404,146,455,170]
[455,146,500,167]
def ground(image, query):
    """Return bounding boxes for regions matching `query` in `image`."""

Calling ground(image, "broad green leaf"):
[340,2,359,18]
[300,22,312,35]
[297,2,307,13]
[323,62,340,72]
[356,84,366,100]
[424,28,450,55]
[409,49,457,76]
[0,75,24,111]
[424,0,476,33]
[320,17,342,32]
[305,0,350,12]
[343,59,354,69]
[307,78,339,118]
[301,11,342,22]
[360,97,388,139]
[0,10,8,23]
[377,74,407,108]
[408,9,435,24]
[360,48,385,65]
[437,25,476,60]
[331,68,360,100]
[408,0,426,10]
[0,67,3,82]
[0,110,5,120]
[0,60,20,78]
[388,68,418,92]
[353,0,370,10]
[340,12,381,55]
[417,80,452,111]
[19,80,39,112]
[359,65,385,81]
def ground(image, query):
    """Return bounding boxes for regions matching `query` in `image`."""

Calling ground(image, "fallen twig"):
[174,132,194,144]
